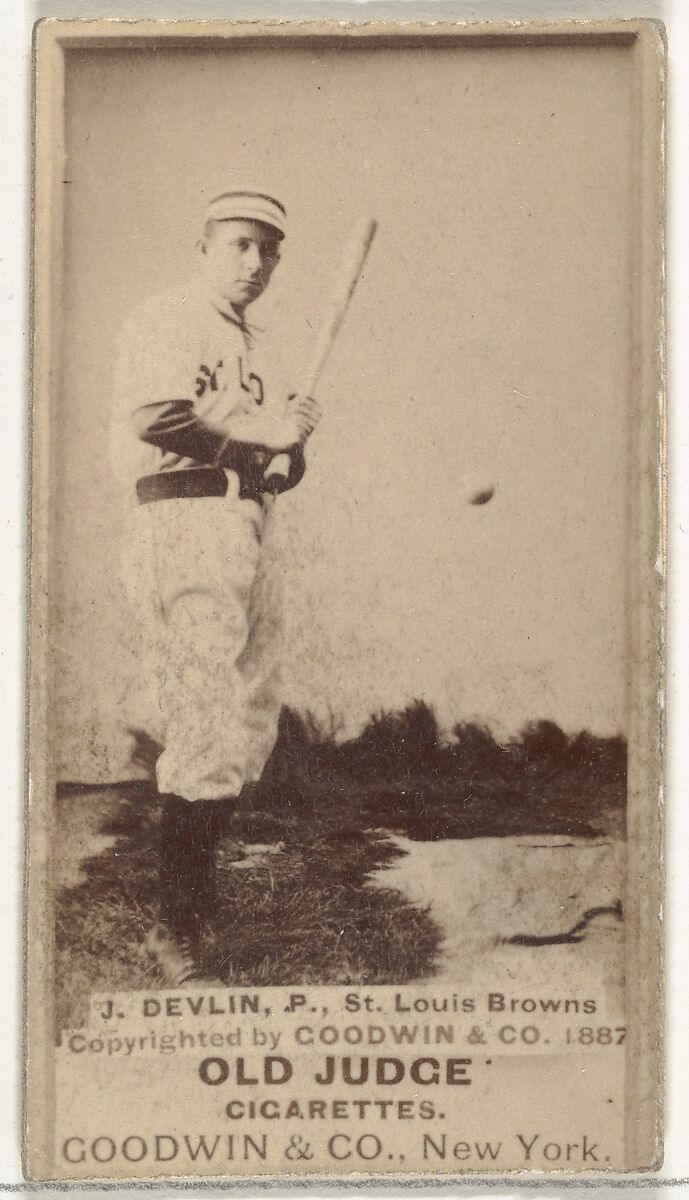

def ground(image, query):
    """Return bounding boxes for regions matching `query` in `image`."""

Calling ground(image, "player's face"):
[203,219,281,311]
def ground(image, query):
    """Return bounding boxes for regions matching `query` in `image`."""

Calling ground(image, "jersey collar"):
[209,293,262,341]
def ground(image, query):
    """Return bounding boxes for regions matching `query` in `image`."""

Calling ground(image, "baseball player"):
[112,190,320,986]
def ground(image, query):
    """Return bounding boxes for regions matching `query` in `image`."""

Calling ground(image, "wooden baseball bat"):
[265,216,378,487]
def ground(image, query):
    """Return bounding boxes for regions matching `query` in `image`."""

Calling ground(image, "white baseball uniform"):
[112,278,301,802]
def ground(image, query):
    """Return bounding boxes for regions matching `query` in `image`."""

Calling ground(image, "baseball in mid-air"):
[462,474,496,506]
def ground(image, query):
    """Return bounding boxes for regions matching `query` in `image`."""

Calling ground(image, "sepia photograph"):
[27,19,664,1180]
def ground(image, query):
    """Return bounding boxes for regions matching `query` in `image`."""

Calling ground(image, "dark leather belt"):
[136,468,264,506]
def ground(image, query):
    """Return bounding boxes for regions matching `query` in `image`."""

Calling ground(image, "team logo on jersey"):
[239,357,265,406]
[194,358,265,406]
[194,360,223,398]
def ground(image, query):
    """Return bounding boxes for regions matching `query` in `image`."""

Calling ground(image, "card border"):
[26,16,666,1183]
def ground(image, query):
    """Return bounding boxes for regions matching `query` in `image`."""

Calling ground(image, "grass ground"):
[55,704,626,1032]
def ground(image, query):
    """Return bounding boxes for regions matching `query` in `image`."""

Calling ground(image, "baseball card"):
[26,18,665,1183]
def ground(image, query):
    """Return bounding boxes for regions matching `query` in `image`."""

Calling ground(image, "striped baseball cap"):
[204,190,287,239]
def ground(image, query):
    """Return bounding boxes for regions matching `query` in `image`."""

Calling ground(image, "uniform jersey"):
[111,278,296,506]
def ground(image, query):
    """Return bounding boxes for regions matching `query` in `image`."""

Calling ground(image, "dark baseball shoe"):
[144,922,224,988]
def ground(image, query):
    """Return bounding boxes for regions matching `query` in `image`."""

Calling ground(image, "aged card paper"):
[26,18,665,1182]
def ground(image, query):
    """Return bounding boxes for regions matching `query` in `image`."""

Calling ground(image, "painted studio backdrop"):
[53,41,636,782]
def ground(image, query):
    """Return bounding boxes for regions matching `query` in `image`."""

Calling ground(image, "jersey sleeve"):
[115,300,230,460]
[115,299,191,406]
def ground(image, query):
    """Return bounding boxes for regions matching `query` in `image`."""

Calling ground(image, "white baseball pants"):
[121,494,283,801]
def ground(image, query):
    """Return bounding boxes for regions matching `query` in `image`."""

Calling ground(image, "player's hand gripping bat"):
[264,216,378,489]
